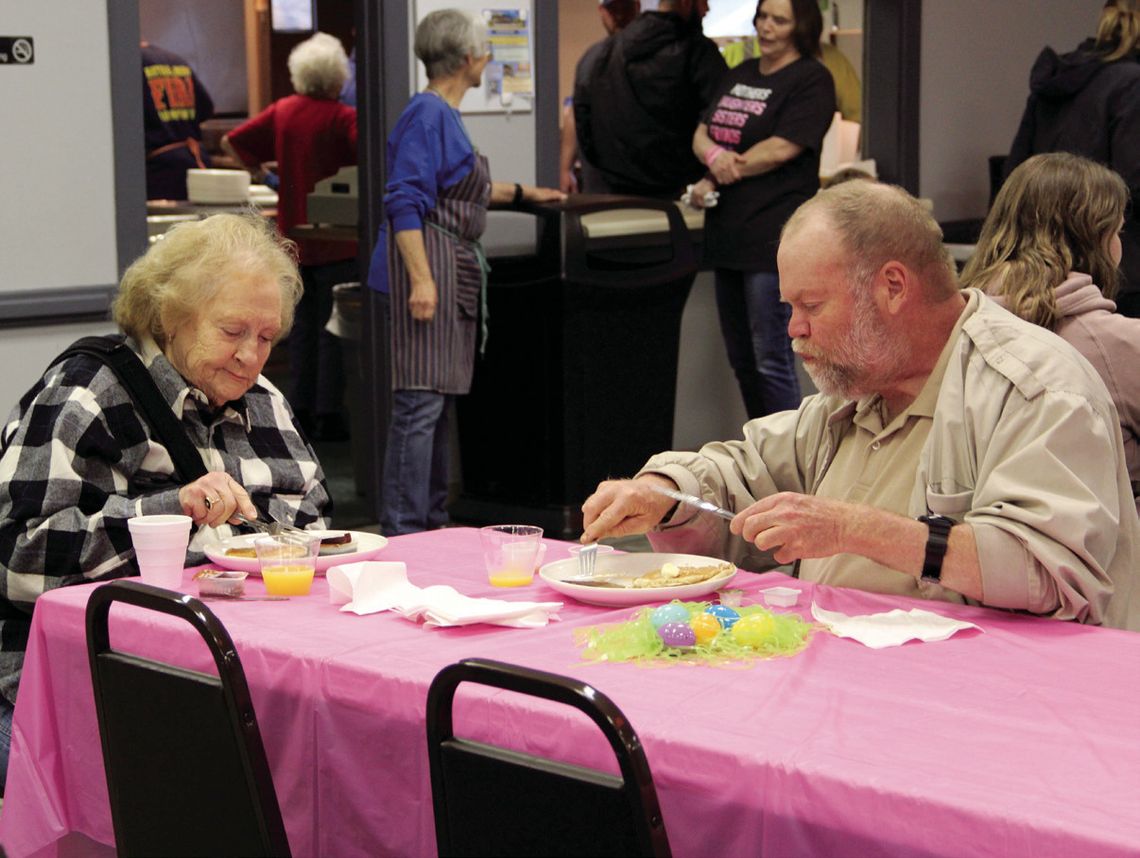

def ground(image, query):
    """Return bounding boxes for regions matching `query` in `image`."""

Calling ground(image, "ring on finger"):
[204,495,222,512]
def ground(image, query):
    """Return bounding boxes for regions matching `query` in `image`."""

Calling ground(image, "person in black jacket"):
[1005,0,1140,317]
[141,42,215,201]
[573,0,727,200]
[561,0,640,193]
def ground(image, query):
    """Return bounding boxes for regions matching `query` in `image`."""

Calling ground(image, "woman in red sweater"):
[224,32,358,442]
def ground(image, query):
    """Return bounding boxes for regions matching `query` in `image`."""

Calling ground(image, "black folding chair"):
[86,580,290,858]
[426,658,671,858]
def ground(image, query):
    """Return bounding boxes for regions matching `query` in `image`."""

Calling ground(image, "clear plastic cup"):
[479,525,544,587]
[760,586,799,608]
[255,532,320,596]
[127,514,192,589]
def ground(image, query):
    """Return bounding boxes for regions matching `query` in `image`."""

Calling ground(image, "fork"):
[234,513,307,538]
[577,543,599,579]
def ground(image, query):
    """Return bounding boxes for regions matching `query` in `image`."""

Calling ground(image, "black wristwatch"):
[917,514,953,582]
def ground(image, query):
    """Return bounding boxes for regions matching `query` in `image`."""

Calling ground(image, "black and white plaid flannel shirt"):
[0,336,331,705]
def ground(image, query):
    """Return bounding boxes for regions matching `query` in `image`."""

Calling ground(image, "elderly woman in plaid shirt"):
[0,213,331,787]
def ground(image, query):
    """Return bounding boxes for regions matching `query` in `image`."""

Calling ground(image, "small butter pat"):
[194,568,248,597]
[761,586,799,608]
[659,562,680,579]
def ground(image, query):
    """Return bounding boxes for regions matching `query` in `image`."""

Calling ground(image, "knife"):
[558,576,636,588]
[651,486,736,521]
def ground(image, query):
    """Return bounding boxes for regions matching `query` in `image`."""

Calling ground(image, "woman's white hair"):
[113,213,302,347]
[415,9,488,80]
[288,32,350,98]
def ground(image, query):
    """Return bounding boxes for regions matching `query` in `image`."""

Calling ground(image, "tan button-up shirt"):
[803,303,964,597]
[641,290,1140,629]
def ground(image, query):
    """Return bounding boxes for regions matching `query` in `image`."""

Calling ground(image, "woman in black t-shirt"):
[689,0,835,418]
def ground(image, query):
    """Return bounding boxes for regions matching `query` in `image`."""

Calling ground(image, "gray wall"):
[919,0,1099,221]
[0,0,143,418]
[1,1,120,301]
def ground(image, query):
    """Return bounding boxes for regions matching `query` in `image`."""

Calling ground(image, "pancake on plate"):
[632,562,731,588]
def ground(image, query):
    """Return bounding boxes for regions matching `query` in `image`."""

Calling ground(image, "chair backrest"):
[426,658,671,858]
[86,580,290,858]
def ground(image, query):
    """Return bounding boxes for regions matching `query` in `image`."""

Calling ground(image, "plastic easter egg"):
[731,613,777,648]
[705,604,741,630]
[650,603,690,628]
[657,622,696,648]
[689,612,721,645]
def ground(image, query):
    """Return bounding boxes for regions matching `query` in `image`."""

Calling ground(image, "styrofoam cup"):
[127,514,192,589]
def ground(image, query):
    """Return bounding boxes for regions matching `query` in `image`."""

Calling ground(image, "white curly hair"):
[288,32,350,98]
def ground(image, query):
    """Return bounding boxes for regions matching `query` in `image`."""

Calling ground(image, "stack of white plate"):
[248,184,279,207]
[186,169,250,205]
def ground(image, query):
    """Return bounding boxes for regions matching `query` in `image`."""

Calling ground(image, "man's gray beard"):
[801,355,861,399]
[796,292,908,400]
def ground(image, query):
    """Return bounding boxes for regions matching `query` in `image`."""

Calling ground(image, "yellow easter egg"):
[731,613,776,648]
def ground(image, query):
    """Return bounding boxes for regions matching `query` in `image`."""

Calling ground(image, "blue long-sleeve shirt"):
[367,93,476,293]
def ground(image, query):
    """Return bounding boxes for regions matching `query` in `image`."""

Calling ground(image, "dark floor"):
[262,342,375,530]
[266,341,653,550]
[309,433,375,529]
[310,432,654,554]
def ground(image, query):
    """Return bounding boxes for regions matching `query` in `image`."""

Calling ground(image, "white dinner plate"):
[538,552,736,607]
[203,530,388,576]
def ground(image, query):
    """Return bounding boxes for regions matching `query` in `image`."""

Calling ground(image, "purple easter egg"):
[657,622,696,648]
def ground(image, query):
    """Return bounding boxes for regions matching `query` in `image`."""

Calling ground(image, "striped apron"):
[388,153,491,395]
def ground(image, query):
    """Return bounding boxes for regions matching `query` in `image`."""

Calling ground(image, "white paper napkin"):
[811,603,981,649]
[327,561,563,629]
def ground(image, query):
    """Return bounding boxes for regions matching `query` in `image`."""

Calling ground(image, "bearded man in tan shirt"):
[583,181,1140,629]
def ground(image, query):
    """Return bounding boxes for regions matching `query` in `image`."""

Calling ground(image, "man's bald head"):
[782,181,959,302]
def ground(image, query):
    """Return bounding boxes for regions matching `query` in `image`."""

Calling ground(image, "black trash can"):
[453,196,698,539]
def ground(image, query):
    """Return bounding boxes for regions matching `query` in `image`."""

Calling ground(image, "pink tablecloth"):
[3,528,1140,857]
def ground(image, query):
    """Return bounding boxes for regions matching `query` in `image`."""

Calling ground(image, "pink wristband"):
[704,145,726,168]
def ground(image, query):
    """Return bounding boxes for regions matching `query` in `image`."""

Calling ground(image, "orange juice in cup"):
[488,567,533,588]
[261,563,317,595]
[480,525,543,587]
[255,533,319,596]
[488,571,534,587]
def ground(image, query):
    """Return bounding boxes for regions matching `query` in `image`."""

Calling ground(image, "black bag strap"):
[51,335,209,484]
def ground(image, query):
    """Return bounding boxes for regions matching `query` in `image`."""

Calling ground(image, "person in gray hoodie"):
[1004,0,1140,317]
[963,152,1139,510]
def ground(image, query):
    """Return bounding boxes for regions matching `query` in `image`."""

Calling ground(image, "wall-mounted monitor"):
[271,0,315,33]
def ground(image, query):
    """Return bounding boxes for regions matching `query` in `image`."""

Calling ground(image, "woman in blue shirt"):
[367,9,562,534]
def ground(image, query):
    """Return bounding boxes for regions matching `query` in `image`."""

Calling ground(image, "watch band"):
[512,183,524,207]
[918,514,953,582]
